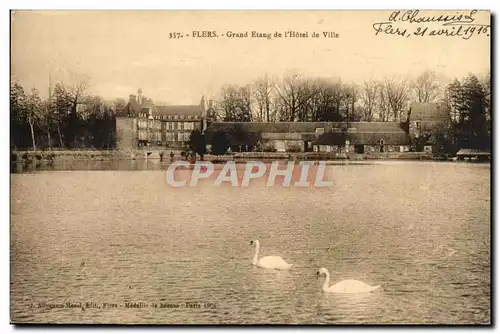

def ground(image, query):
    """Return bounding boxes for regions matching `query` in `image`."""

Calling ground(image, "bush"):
[211,131,230,155]
[188,129,207,158]
[286,145,302,153]
[262,146,277,152]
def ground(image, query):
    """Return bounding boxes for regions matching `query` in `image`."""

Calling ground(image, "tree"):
[211,131,230,155]
[461,74,488,149]
[359,80,379,121]
[412,70,441,103]
[275,73,319,122]
[377,82,391,122]
[443,74,489,149]
[309,78,344,122]
[216,85,253,122]
[342,84,360,121]
[52,82,72,147]
[443,79,465,124]
[481,73,491,142]
[55,74,90,147]
[10,82,28,148]
[188,129,207,159]
[38,99,56,150]
[253,74,275,122]
[25,88,43,150]
[381,78,410,122]
[113,98,127,116]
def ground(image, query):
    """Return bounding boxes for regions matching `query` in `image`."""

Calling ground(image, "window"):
[176,132,190,142]
[415,121,421,128]
[166,132,175,141]
[166,122,174,130]
[138,130,148,140]
[179,122,184,130]
[174,115,179,120]
[184,122,194,130]
[315,128,325,135]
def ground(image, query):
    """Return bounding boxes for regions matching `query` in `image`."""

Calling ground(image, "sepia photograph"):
[9,9,491,325]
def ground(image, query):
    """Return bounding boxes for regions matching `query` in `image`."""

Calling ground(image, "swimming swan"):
[316,268,381,294]
[250,240,293,270]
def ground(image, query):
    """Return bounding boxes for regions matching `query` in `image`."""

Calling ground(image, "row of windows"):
[138,121,197,130]
[137,130,192,142]
[138,113,200,120]
[318,127,358,133]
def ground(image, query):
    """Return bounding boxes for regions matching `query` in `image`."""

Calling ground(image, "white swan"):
[317,267,380,294]
[250,240,293,270]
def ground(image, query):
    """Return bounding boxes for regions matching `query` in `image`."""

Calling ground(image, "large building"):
[115,89,215,150]
[202,103,451,154]
[115,97,451,154]
[204,121,410,153]
[408,102,453,153]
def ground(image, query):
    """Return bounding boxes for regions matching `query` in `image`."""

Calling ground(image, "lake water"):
[10,161,491,324]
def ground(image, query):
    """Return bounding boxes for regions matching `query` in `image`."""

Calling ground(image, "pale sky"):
[11,10,490,105]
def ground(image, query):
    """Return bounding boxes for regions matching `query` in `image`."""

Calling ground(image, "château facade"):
[116,89,215,150]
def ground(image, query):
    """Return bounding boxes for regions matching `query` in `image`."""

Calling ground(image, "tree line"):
[11,76,128,150]
[212,70,490,149]
[10,69,490,151]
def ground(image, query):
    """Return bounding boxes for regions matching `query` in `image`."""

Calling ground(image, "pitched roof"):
[206,122,406,133]
[125,99,143,114]
[205,121,409,146]
[456,149,490,156]
[314,131,409,145]
[155,105,203,116]
[410,103,452,122]
[124,102,204,117]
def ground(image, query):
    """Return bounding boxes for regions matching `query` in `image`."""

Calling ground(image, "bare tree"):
[60,73,90,147]
[412,70,441,103]
[342,83,360,121]
[381,78,411,122]
[25,88,43,150]
[252,74,275,122]
[38,99,55,150]
[360,80,379,121]
[274,73,303,122]
[377,82,390,122]
[216,84,253,122]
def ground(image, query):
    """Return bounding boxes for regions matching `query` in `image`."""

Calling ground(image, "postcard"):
[10,10,491,325]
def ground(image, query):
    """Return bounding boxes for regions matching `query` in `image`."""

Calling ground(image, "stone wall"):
[116,117,137,151]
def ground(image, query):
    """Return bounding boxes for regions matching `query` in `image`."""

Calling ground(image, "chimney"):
[208,100,214,118]
[137,88,143,105]
[200,95,206,110]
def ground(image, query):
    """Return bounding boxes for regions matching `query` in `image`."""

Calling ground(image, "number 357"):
[169,32,182,39]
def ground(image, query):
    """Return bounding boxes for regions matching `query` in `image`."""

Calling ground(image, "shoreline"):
[10,149,485,164]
